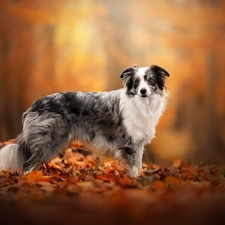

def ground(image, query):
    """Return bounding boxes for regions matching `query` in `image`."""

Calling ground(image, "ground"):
[0,140,225,225]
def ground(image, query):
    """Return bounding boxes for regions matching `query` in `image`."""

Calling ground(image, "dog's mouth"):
[140,92,151,98]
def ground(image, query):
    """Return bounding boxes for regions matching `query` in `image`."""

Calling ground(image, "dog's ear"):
[120,65,138,88]
[120,65,138,79]
[150,65,169,91]
[150,65,170,77]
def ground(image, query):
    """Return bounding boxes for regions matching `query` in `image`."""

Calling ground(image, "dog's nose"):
[140,88,147,95]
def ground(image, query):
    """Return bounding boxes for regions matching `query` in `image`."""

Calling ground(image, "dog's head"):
[120,65,169,97]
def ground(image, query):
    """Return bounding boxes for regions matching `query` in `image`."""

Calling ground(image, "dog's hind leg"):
[21,114,72,174]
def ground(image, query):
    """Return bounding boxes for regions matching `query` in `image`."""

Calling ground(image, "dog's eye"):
[134,79,139,84]
[148,79,156,86]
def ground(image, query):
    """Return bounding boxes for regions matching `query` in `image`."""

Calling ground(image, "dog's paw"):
[129,167,139,178]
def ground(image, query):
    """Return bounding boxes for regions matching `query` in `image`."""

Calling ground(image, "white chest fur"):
[120,92,166,144]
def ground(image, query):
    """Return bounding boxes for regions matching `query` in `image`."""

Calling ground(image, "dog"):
[0,65,169,177]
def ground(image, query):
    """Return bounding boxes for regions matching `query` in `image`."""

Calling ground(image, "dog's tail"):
[0,143,24,173]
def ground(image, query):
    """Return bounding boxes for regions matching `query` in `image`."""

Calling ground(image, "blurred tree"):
[0,5,33,140]
[0,0,106,140]
[95,0,131,90]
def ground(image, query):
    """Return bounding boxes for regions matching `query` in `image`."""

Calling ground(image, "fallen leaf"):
[151,180,165,190]
[154,173,161,180]
[119,177,133,187]
[165,176,182,190]
[25,171,51,182]
[173,157,182,168]
[96,174,116,182]
[100,166,114,174]
[77,181,94,188]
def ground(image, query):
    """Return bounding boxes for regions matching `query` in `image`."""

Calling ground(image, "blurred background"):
[0,0,224,164]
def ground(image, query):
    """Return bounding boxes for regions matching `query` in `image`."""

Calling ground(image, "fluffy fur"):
[0,65,169,177]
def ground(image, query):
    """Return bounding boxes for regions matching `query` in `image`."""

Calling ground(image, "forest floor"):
[0,140,225,225]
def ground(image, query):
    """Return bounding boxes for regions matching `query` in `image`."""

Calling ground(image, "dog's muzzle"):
[140,88,147,97]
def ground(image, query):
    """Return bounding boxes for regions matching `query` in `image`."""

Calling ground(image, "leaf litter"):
[0,141,225,225]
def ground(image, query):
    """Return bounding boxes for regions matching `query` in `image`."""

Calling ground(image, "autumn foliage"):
[1,140,225,225]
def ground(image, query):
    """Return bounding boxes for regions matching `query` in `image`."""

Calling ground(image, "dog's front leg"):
[129,166,139,177]
[129,145,144,177]
[118,147,142,178]
[135,145,145,171]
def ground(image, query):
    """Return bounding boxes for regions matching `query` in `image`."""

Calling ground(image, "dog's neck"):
[120,91,167,144]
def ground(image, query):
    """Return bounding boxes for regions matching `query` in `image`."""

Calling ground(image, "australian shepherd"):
[0,65,169,177]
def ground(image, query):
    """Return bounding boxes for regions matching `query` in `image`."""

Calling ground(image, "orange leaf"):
[152,180,165,189]
[77,181,94,188]
[165,176,182,190]
[26,171,51,182]
[100,166,114,174]
[119,177,132,187]
[96,174,116,182]
[172,157,182,168]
